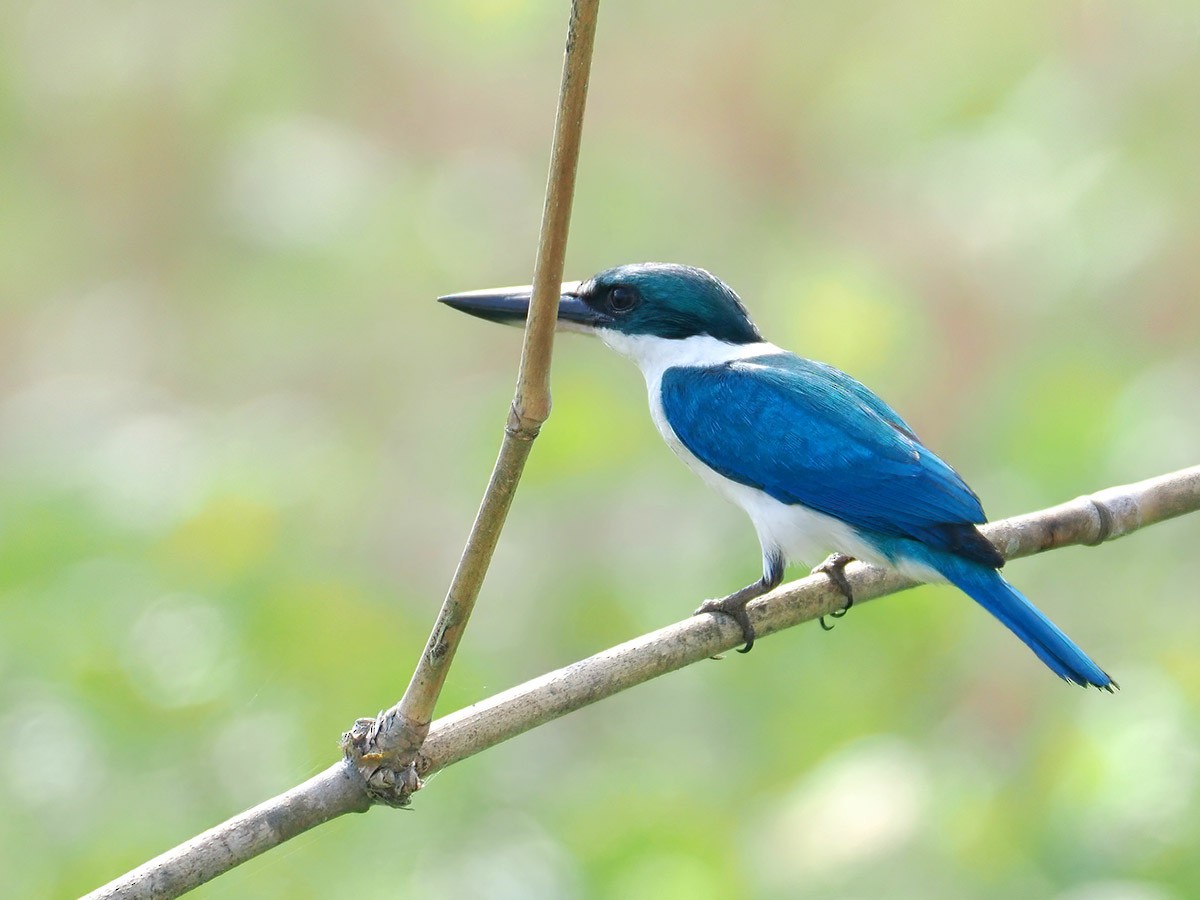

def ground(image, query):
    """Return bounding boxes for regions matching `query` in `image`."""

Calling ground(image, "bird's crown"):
[577,263,762,344]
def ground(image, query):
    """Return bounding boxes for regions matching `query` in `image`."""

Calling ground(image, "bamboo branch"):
[339,0,602,808]
[85,465,1200,899]
[82,764,367,900]
[417,463,1200,771]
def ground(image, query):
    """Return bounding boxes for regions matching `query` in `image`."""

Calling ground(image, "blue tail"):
[927,552,1116,691]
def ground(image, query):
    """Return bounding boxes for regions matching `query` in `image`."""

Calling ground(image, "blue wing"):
[660,353,1002,565]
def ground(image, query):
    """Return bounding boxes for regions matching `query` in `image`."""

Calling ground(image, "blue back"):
[661,353,1002,564]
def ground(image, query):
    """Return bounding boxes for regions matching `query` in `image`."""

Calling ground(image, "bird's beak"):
[438,281,608,333]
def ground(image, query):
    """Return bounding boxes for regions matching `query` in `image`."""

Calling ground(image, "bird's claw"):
[814,552,855,630]
[695,595,757,653]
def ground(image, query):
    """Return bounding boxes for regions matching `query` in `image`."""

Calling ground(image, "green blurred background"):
[2,1,1199,897]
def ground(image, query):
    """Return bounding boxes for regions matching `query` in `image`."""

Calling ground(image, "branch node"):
[1085,496,1116,546]
[341,715,429,808]
[506,400,546,440]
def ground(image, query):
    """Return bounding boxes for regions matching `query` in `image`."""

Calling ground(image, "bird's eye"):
[608,286,637,313]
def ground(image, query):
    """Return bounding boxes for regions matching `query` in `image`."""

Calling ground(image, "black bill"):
[438,281,609,331]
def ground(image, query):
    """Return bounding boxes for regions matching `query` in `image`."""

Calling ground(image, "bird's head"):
[439,263,763,347]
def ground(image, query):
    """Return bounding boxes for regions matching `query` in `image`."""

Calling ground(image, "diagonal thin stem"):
[515,0,600,431]
[82,764,367,900]
[340,0,602,808]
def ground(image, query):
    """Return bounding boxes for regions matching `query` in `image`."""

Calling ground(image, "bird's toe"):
[694,595,757,653]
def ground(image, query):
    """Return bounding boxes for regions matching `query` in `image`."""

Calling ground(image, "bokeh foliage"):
[2,1,1199,897]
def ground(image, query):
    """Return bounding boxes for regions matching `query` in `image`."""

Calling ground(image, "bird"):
[439,262,1116,690]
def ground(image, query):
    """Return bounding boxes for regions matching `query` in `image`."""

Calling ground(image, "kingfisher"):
[439,263,1116,690]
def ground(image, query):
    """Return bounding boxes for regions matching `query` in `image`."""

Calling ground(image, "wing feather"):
[660,354,1001,564]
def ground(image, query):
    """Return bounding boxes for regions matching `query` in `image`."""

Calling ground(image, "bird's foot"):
[814,552,855,631]
[694,581,770,654]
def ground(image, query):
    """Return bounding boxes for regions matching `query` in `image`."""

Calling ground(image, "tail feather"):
[929,553,1116,691]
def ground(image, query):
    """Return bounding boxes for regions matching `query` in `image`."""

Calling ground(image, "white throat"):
[597,332,781,383]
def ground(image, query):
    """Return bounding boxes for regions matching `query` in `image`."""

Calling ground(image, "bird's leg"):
[814,552,855,630]
[694,552,784,654]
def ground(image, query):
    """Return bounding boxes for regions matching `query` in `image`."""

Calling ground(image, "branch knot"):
[341,715,429,808]
[1085,497,1116,546]
[506,401,546,440]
